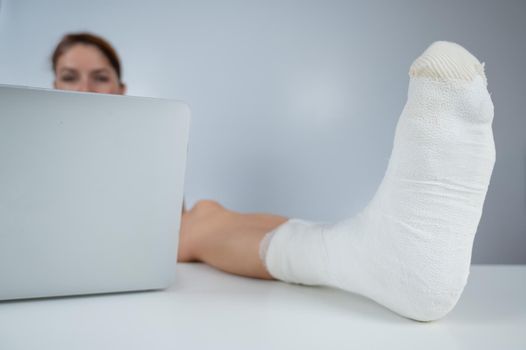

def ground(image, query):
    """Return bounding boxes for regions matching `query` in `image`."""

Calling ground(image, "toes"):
[409,41,486,83]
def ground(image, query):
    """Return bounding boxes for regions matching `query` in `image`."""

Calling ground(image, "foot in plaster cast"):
[262,41,495,322]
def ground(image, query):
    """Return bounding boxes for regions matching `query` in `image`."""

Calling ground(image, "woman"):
[51,32,282,279]
[51,32,496,321]
[52,33,126,94]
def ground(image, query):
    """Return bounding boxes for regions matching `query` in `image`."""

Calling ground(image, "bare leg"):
[177,200,288,280]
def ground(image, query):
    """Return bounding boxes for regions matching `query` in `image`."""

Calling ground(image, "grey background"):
[0,0,524,263]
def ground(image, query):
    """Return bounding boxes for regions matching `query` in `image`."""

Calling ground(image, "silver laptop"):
[0,84,190,301]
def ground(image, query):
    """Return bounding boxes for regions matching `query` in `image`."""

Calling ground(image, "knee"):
[189,199,227,216]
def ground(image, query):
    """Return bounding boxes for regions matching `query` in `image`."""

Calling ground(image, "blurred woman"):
[50,33,277,278]
[52,32,125,94]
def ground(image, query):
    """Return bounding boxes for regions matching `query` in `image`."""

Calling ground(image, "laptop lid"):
[0,84,190,300]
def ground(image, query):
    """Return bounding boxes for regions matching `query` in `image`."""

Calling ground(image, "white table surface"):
[1,263,525,349]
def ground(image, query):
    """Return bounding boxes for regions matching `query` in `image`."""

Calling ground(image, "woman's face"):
[54,44,126,95]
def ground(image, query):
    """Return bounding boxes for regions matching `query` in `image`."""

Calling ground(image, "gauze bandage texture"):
[261,41,495,322]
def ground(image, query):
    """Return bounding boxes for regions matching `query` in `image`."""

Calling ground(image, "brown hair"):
[52,32,123,82]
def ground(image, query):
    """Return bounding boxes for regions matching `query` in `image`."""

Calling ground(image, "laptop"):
[0,84,190,301]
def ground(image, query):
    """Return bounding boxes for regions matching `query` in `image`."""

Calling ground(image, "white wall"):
[1,0,525,263]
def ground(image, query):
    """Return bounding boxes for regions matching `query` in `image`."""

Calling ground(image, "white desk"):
[1,264,525,349]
